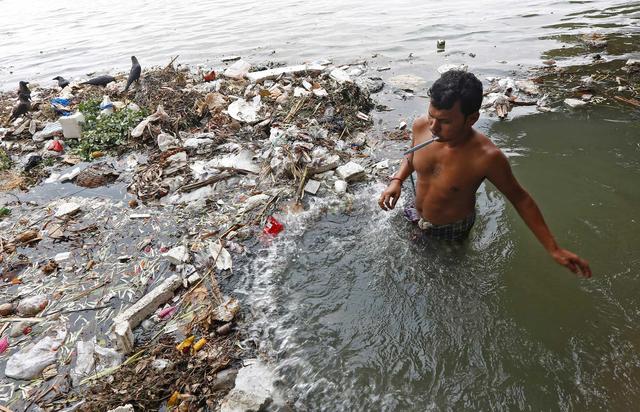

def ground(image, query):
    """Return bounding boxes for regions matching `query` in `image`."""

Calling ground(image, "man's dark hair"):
[428,71,483,117]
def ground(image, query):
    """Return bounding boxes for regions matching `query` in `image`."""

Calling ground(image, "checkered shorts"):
[404,203,476,241]
[417,214,475,240]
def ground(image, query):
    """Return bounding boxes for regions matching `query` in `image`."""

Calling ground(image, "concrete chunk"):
[112,275,182,352]
[336,161,366,182]
[220,360,275,412]
[334,180,348,194]
[304,179,321,195]
[55,202,81,218]
[187,272,202,285]
[309,154,340,175]
[162,246,189,265]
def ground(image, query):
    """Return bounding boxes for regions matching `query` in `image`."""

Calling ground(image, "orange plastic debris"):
[167,391,180,407]
[192,338,207,354]
[203,70,216,82]
[176,336,195,352]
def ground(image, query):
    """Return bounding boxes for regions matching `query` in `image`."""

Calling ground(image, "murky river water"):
[2,0,640,410]
[240,107,640,410]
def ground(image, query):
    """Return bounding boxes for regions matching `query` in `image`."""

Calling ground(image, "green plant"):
[0,148,11,171]
[0,207,10,219]
[71,99,148,160]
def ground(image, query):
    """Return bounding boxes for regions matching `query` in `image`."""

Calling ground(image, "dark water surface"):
[2,0,640,410]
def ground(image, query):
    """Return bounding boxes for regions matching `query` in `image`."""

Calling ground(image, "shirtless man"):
[378,70,591,277]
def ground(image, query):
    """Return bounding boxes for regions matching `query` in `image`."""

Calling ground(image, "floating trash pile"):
[0,57,393,411]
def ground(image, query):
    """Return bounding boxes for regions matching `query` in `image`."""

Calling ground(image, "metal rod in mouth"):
[403,136,440,156]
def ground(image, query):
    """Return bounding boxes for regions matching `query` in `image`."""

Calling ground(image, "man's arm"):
[485,149,592,277]
[378,118,423,210]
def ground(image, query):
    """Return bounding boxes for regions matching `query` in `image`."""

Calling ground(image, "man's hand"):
[379,181,402,210]
[550,248,592,278]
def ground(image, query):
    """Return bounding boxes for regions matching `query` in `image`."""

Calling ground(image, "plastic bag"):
[17,294,48,316]
[5,327,66,380]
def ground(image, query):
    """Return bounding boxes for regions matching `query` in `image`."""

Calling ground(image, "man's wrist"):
[545,240,560,254]
[390,177,404,183]
[548,246,560,254]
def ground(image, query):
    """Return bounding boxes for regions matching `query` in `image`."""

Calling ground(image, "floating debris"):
[0,55,381,410]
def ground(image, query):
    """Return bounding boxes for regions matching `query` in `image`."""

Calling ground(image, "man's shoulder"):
[472,131,498,151]
[412,115,429,132]
[473,135,513,178]
[471,132,506,163]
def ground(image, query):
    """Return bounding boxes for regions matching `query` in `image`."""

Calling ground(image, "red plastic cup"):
[263,216,284,236]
